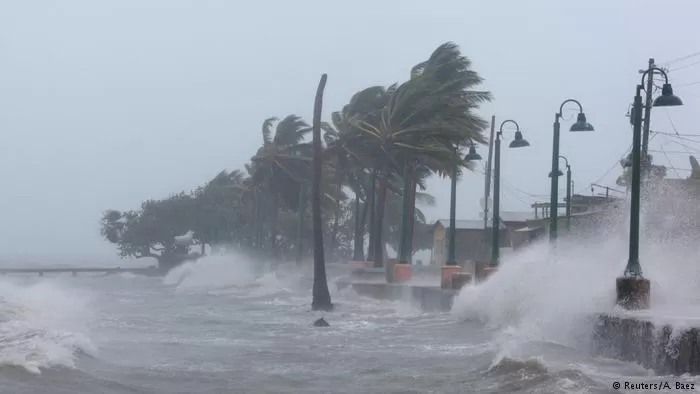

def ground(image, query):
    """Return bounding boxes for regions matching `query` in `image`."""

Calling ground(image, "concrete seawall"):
[593,314,700,375]
[337,281,457,312]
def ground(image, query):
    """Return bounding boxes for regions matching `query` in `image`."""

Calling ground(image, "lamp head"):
[548,169,564,178]
[464,144,482,161]
[653,83,683,107]
[509,131,530,148]
[570,112,594,132]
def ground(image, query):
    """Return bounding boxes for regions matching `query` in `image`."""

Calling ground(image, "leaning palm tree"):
[249,115,311,258]
[350,42,492,268]
[311,74,333,311]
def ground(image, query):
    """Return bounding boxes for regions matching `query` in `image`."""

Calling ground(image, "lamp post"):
[489,120,530,272]
[440,145,481,288]
[551,156,572,233]
[549,100,594,242]
[617,66,682,310]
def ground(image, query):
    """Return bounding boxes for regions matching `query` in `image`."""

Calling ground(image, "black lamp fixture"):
[653,82,683,107]
[509,131,530,148]
[464,144,483,161]
[569,112,595,132]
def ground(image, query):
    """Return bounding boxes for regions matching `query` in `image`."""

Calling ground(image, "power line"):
[649,149,698,155]
[676,81,700,88]
[669,59,700,72]
[653,131,700,138]
[661,51,700,67]
[659,145,681,178]
[667,139,700,155]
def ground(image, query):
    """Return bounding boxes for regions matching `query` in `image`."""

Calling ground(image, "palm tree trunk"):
[352,193,365,261]
[311,74,333,311]
[329,179,342,261]
[372,161,389,268]
[406,163,418,263]
[253,190,263,249]
[270,193,279,259]
[366,169,377,260]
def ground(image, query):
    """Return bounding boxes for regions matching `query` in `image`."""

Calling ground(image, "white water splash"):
[0,278,96,374]
[452,182,700,356]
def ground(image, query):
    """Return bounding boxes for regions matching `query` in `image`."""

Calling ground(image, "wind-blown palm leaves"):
[347,42,492,266]
[100,41,492,270]
[249,115,311,257]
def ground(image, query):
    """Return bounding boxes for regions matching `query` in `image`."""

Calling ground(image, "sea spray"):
[163,253,257,290]
[0,278,96,374]
[452,180,700,364]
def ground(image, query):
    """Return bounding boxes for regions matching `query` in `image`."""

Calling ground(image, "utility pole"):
[641,58,655,161]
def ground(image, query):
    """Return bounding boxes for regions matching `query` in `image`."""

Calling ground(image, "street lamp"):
[617,66,683,310]
[489,120,530,270]
[550,155,573,233]
[445,145,483,265]
[549,99,594,242]
[440,144,482,289]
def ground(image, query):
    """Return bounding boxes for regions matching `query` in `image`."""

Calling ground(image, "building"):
[429,211,534,266]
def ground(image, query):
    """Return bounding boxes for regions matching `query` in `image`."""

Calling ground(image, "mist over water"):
[2,183,700,392]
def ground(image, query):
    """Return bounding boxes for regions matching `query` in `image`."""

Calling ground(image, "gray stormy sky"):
[0,0,699,263]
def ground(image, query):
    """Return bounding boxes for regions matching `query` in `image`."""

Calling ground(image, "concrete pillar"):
[451,272,472,290]
[441,265,461,289]
[393,264,412,283]
[480,266,498,282]
[616,276,650,309]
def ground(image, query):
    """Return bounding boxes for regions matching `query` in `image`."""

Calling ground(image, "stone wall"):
[592,314,700,375]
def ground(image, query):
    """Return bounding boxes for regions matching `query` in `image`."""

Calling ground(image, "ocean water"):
[1,243,700,394]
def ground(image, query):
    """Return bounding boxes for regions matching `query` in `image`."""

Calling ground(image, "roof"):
[479,211,536,222]
[434,219,506,230]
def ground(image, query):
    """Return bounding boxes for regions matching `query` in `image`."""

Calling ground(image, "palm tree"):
[249,115,311,257]
[311,74,333,311]
[350,42,491,267]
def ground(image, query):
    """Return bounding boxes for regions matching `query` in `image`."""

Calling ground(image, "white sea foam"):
[0,278,96,374]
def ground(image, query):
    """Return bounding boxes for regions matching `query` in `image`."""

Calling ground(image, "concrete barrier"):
[592,314,700,375]
[347,282,457,312]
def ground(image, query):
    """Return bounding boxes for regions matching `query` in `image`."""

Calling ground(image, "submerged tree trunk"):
[311,74,333,311]
[366,170,377,260]
[352,193,365,261]
[372,161,389,268]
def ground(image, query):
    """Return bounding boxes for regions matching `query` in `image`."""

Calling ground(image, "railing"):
[0,267,159,277]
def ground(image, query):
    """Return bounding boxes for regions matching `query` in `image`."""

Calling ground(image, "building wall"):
[431,224,446,265]
[431,226,511,265]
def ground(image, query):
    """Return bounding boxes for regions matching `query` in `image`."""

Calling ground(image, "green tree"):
[100,193,203,271]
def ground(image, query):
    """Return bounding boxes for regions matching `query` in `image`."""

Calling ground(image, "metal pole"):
[483,115,496,231]
[446,149,458,265]
[641,58,655,160]
[625,85,644,277]
[490,135,501,267]
[549,114,561,241]
[566,165,572,233]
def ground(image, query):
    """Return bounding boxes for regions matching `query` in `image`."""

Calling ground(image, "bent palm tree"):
[249,115,311,257]
[311,74,333,311]
[351,42,492,267]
